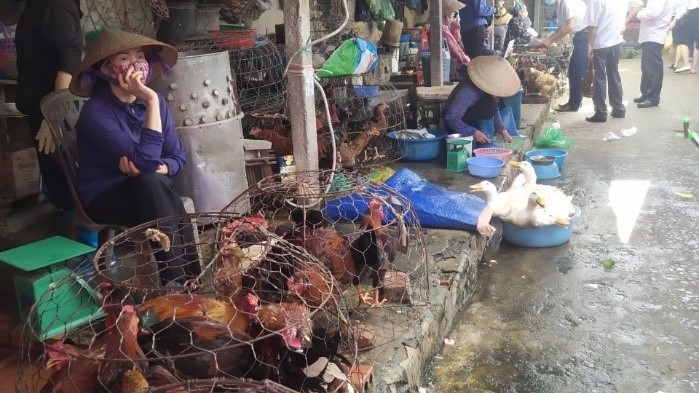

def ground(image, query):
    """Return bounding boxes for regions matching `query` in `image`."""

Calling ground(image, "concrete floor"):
[426,58,699,392]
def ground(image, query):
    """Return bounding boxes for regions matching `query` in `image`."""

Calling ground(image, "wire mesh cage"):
[222,169,429,351]
[177,34,287,114]
[17,212,363,392]
[513,50,569,101]
[81,0,165,37]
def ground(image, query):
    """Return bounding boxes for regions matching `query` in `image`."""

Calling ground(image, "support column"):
[428,0,444,87]
[284,0,319,173]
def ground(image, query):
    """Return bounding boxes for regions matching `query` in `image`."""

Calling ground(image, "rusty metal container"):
[152,50,242,128]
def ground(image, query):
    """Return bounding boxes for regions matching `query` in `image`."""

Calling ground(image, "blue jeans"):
[567,30,589,109]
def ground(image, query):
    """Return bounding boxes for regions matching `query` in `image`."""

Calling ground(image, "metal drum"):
[172,117,248,213]
[152,50,242,129]
[152,50,248,213]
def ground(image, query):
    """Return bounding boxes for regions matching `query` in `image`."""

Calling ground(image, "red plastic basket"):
[473,147,513,162]
[209,30,256,50]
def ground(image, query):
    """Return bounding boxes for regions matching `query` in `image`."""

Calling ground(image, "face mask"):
[545,0,555,5]
[101,59,151,84]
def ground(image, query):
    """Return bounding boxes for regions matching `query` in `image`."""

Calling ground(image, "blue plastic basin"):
[501,205,581,247]
[525,149,568,168]
[388,130,447,161]
[467,156,505,178]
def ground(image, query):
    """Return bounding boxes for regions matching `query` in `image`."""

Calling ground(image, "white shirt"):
[674,0,699,18]
[637,0,674,44]
[558,0,588,33]
[584,0,636,49]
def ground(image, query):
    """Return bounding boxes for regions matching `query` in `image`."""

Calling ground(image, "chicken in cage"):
[16,212,364,392]
[221,170,430,350]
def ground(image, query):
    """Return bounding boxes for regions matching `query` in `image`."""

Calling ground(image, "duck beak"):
[509,160,521,168]
[555,217,570,227]
[537,195,546,207]
[469,183,484,190]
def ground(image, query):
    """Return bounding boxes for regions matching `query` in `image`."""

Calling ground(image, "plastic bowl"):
[388,130,447,161]
[473,147,513,163]
[466,156,505,178]
[354,85,380,98]
[501,205,581,247]
[525,148,568,168]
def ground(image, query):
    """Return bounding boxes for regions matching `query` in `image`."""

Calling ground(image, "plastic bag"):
[534,126,575,149]
[317,38,378,78]
[664,30,673,50]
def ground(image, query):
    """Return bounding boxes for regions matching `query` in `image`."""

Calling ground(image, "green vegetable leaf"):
[601,258,615,270]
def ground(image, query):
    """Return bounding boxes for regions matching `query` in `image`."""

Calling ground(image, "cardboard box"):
[1,147,40,200]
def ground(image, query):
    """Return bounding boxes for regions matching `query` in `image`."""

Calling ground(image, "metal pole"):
[284,0,319,173]
[428,0,444,86]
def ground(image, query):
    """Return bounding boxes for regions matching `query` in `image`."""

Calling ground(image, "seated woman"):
[443,56,520,149]
[69,29,200,286]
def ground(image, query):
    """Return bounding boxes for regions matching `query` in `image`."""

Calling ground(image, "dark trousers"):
[86,173,200,285]
[592,43,625,115]
[640,41,663,103]
[28,116,75,211]
[461,25,486,59]
[567,30,589,109]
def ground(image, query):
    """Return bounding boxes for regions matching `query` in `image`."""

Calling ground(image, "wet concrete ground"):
[425,58,699,392]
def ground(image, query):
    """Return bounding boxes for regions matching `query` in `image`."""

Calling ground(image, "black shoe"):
[633,96,646,103]
[555,104,578,112]
[586,113,607,122]
[636,100,659,108]
[611,109,626,118]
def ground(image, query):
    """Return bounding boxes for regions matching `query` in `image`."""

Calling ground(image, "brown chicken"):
[338,126,380,168]
[40,306,144,393]
[249,125,331,159]
[139,316,256,379]
[370,102,390,137]
[254,301,313,350]
[137,292,259,333]
[144,365,186,392]
[286,262,335,308]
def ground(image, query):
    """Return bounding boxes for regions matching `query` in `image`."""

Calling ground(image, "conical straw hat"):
[69,29,178,97]
[442,0,465,16]
[467,55,521,97]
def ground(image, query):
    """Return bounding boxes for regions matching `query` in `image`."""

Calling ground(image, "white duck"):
[508,192,570,228]
[511,160,575,218]
[469,180,531,219]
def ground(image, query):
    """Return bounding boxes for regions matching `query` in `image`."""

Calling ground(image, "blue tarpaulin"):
[324,168,486,231]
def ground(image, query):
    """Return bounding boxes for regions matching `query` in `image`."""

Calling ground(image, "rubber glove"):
[35,120,57,154]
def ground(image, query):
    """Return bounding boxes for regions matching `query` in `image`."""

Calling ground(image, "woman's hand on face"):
[119,156,142,176]
[118,66,158,103]
[473,130,491,144]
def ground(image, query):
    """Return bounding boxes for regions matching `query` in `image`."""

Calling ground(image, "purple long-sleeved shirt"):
[76,82,186,207]
[443,79,505,137]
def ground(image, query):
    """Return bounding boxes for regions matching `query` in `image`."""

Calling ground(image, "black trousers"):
[592,44,624,115]
[461,25,486,59]
[640,41,663,103]
[86,173,200,285]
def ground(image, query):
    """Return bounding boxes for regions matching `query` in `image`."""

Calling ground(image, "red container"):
[209,30,256,50]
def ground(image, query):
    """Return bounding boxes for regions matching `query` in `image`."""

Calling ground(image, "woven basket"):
[473,147,513,162]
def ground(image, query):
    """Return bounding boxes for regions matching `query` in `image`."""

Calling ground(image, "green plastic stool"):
[446,139,470,172]
[0,236,104,340]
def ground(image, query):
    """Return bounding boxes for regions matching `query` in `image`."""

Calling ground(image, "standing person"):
[540,0,589,112]
[583,0,636,123]
[15,0,82,211]
[70,29,200,286]
[628,0,674,108]
[442,0,471,75]
[504,2,534,47]
[459,0,497,59]
[443,56,519,150]
[493,1,513,52]
[669,0,699,73]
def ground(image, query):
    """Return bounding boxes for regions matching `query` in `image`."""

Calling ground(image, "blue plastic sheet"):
[324,168,486,231]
